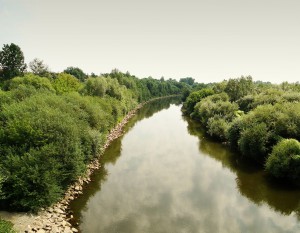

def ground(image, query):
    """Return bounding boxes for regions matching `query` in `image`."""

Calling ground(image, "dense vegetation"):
[0,43,186,212]
[183,76,300,184]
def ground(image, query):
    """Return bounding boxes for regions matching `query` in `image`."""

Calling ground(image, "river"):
[70,98,300,233]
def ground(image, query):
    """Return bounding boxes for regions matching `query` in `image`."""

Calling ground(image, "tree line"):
[183,76,300,184]
[0,43,188,212]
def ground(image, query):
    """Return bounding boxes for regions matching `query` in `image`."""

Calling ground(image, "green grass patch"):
[0,219,16,233]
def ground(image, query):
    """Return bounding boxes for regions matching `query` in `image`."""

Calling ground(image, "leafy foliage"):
[80,77,107,97]
[63,66,87,82]
[266,139,300,181]
[183,88,215,115]
[0,94,92,210]
[193,93,238,123]
[207,116,230,141]
[4,74,55,93]
[224,76,254,101]
[53,73,82,94]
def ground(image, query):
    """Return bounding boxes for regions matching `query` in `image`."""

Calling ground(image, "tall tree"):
[180,77,195,86]
[63,66,87,82]
[224,76,254,101]
[0,43,27,80]
[29,58,49,77]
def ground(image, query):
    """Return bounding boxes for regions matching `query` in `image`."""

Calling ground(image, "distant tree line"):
[0,43,186,211]
[183,76,300,184]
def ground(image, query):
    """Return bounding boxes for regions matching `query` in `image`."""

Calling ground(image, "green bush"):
[238,123,273,162]
[266,139,300,181]
[250,89,283,109]
[183,88,214,115]
[192,93,238,124]
[226,118,243,148]
[80,77,107,97]
[227,102,300,161]
[207,116,229,141]
[0,94,92,211]
[4,74,55,92]
[282,92,300,103]
[53,73,82,94]
[237,95,255,112]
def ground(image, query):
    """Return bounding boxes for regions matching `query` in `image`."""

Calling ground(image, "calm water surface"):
[70,98,300,233]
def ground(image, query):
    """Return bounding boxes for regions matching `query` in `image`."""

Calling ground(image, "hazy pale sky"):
[1,0,299,83]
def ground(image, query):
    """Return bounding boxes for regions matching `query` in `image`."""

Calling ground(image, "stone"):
[54,208,64,214]
[51,226,59,233]
[37,229,45,233]
[61,220,67,227]
[64,226,72,233]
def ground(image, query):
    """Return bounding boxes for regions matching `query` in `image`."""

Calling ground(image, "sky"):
[0,0,299,83]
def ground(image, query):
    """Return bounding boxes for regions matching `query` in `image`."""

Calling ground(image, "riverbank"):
[1,95,179,233]
[4,107,141,233]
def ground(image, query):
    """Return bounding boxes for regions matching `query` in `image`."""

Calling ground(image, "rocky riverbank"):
[3,104,143,233]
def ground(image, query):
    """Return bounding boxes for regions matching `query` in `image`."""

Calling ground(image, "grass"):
[0,219,16,233]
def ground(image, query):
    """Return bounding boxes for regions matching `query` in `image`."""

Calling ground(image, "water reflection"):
[185,117,300,219]
[70,97,181,222]
[70,101,300,233]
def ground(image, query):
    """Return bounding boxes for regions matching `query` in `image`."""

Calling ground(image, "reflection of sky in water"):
[79,105,300,233]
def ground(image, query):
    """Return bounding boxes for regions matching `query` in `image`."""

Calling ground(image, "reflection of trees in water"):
[70,97,181,223]
[185,116,300,218]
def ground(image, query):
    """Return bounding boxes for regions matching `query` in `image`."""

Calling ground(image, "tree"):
[0,43,27,80]
[63,66,87,82]
[224,76,254,101]
[180,77,195,86]
[80,77,107,97]
[29,58,49,77]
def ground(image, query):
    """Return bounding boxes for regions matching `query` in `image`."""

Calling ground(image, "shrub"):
[207,116,230,141]
[237,95,255,112]
[266,139,300,181]
[250,89,283,109]
[183,88,214,115]
[282,92,300,103]
[80,77,107,97]
[4,74,55,92]
[226,118,243,148]
[227,102,300,160]
[53,73,81,94]
[238,123,273,162]
[0,94,92,211]
[193,93,238,124]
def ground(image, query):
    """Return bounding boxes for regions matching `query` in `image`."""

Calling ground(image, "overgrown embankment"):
[183,76,300,184]
[0,95,180,233]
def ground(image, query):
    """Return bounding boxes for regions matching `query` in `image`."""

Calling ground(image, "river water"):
[70,98,300,233]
